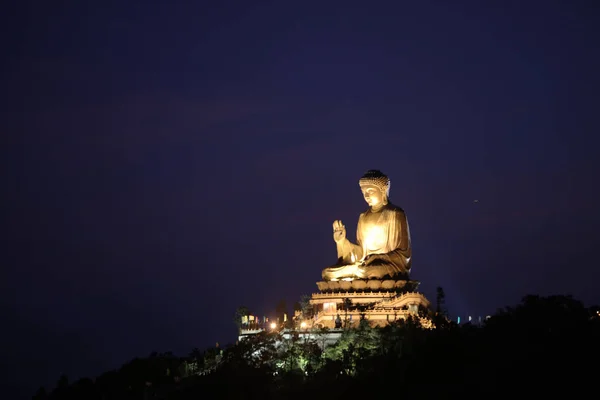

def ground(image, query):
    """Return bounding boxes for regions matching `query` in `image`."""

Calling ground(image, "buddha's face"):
[361,185,384,207]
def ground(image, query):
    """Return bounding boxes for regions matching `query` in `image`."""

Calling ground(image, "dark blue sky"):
[2,0,599,397]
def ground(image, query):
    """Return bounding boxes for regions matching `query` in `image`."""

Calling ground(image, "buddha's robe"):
[322,203,412,280]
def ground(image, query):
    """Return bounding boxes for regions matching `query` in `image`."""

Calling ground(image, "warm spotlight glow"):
[364,226,385,250]
[350,252,356,263]
[270,322,276,329]
[300,321,307,329]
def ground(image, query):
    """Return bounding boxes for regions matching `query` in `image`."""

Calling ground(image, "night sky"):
[2,1,599,398]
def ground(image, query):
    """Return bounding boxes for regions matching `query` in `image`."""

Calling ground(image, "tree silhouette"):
[32,386,47,400]
[435,286,447,316]
[37,294,600,399]
[299,294,314,319]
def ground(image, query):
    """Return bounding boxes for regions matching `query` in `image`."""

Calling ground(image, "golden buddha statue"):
[322,170,412,281]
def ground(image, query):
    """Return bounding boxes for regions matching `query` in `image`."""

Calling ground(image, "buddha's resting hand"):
[362,254,382,266]
[332,220,346,243]
[354,265,367,279]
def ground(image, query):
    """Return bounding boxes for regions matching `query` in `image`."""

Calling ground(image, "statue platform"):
[308,288,432,329]
[307,278,431,329]
[316,279,420,293]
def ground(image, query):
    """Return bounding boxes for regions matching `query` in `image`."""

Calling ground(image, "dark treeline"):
[33,294,600,399]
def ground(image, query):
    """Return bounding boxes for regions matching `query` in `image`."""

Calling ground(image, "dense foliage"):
[34,295,600,399]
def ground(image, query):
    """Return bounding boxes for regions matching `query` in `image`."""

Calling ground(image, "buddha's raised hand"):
[332,220,346,243]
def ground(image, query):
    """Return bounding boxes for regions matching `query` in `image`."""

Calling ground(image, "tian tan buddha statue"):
[322,170,412,281]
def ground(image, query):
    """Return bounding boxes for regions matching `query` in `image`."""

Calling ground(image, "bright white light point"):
[300,322,307,329]
[270,322,276,329]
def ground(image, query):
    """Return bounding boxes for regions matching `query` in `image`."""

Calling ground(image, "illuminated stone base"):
[316,279,420,293]
[238,287,433,346]
[308,289,432,329]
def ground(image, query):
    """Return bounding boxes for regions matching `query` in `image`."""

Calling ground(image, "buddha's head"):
[359,170,390,208]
